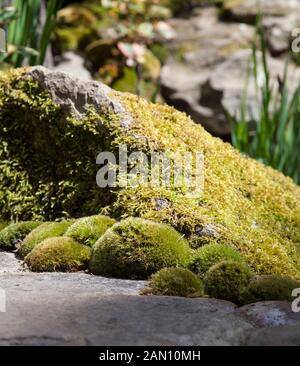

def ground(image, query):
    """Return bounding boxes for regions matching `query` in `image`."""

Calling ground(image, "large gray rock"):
[161,8,255,136]
[0,271,254,346]
[24,66,132,127]
[161,3,300,136]
[161,47,300,135]
[211,50,300,121]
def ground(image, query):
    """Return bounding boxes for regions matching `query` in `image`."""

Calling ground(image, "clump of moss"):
[25,236,91,272]
[89,217,191,279]
[146,267,204,297]
[0,222,8,231]
[65,215,116,247]
[189,243,246,278]
[0,221,42,251]
[19,220,74,258]
[240,275,300,305]
[203,260,254,304]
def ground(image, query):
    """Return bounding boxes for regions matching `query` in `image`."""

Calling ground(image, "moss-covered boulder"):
[65,215,116,247]
[0,221,42,251]
[147,267,204,297]
[204,260,254,304]
[89,217,191,279]
[1,67,300,279]
[25,236,91,272]
[19,220,74,258]
[189,243,246,278]
[240,275,300,305]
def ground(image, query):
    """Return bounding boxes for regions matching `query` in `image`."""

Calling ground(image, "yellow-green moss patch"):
[25,236,91,272]
[19,220,74,258]
[65,215,116,247]
[146,267,204,297]
[1,67,300,279]
[0,221,42,251]
[189,243,246,278]
[89,217,191,279]
[203,260,254,304]
[108,92,300,280]
[240,275,300,305]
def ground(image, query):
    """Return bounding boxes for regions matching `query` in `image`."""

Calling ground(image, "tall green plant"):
[0,0,61,67]
[230,14,300,184]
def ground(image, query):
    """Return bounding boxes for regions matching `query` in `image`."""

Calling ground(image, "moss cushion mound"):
[65,215,116,247]
[19,220,74,258]
[204,260,254,304]
[25,236,91,272]
[0,67,300,279]
[240,275,300,305]
[0,222,8,232]
[148,267,204,297]
[189,243,246,278]
[89,217,191,279]
[0,221,42,251]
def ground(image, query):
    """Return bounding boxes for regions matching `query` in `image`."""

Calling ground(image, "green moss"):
[108,92,300,280]
[56,26,94,52]
[203,260,254,304]
[147,267,204,297]
[189,243,246,278]
[25,236,91,272]
[65,215,116,247]
[19,220,74,258]
[0,68,118,222]
[0,222,9,232]
[1,67,300,280]
[240,275,300,305]
[89,217,191,280]
[0,221,42,251]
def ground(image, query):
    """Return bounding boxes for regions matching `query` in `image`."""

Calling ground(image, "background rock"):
[161,1,300,137]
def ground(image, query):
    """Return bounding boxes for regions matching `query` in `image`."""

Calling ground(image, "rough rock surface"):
[25,66,132,127]
[236,301,300,328]
[244,324,300,346]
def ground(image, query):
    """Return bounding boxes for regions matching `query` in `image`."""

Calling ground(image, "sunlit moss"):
[25,236,91,272]
[19,220,74,258]
[1,68,300,280]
